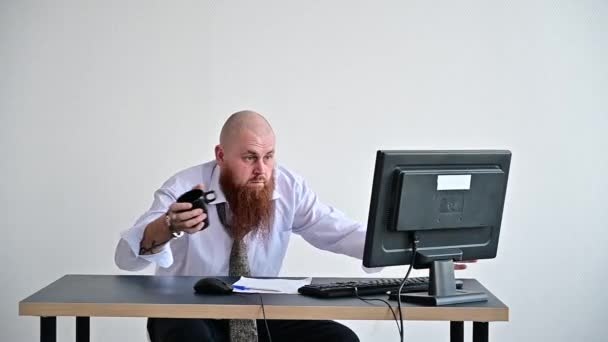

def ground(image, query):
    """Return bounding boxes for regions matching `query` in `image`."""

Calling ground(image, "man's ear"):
[215,145,224,164]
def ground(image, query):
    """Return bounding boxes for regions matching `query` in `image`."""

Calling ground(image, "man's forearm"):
[139,215,172,255]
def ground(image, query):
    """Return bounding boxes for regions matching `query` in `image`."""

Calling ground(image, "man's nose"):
[253,159,265,174]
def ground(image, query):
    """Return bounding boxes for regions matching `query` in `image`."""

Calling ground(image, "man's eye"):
[244,156,256,161]
[264,155,273,160]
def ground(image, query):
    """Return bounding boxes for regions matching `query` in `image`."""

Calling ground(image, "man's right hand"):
[166,183,208,235]
[139,184,208,255]
[166,202,207,235]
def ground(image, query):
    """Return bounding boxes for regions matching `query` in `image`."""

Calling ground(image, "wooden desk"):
[19,275,508,342]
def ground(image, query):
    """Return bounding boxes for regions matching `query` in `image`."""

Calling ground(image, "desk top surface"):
[19,275,508,322]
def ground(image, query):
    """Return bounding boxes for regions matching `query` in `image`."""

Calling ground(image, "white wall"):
[2,1,607,341]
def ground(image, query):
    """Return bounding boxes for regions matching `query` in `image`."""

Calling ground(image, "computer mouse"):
[193,277,234,295]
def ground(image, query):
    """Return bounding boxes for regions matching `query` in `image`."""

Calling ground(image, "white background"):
[2,1,607,341]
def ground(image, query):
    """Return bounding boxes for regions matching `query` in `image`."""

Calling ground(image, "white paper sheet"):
[232,277,313,294]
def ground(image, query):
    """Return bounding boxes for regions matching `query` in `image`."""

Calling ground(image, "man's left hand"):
[454,259,477,270]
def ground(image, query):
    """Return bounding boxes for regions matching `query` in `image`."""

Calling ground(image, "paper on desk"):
[232,277,312,294]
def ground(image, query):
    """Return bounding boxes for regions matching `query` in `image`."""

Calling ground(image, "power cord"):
[354,233,418,342]
[354,287,401,335]
[396,234,419,342]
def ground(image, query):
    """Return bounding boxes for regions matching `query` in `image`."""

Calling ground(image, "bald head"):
[215,110,276,188]
[219,110,274,148]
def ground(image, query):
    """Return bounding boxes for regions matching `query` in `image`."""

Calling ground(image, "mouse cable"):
[258,293,273,342]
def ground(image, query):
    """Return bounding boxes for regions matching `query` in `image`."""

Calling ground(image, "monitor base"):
[399,290,488,306]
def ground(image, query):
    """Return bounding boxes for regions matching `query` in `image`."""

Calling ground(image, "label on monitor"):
[437,175,471,191]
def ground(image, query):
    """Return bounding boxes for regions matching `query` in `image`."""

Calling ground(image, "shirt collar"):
[208,163,281,205]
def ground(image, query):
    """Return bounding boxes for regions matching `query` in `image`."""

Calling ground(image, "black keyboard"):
[298,277,463,298]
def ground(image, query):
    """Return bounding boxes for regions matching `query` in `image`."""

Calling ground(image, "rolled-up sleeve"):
[291,180,367,260]
[114,185,177,271]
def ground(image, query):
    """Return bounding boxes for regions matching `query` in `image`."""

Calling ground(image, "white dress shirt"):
[114,160,369,276]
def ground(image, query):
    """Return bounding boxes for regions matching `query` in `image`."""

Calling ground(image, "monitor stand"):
[400,259,488,306]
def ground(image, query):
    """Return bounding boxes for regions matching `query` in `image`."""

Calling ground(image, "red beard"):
[219,167,275,241]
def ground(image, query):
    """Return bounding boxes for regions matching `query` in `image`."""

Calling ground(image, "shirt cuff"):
[120,224,174,268]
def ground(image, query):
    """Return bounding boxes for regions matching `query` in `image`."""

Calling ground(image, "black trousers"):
[147,318,359,342]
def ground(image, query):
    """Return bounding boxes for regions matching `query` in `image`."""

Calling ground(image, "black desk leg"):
[473,322,489,342]
[450,321,464,342]
[76,317,90,342]
[41,317,56,342]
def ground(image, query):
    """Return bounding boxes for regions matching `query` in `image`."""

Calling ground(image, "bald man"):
[115,111,364,342]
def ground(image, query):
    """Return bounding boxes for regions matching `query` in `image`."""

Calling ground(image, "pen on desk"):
[232,285,282,293]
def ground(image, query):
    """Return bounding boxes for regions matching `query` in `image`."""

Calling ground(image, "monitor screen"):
[363,150,511,269]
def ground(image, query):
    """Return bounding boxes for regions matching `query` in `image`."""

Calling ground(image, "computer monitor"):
[363,150,511,305]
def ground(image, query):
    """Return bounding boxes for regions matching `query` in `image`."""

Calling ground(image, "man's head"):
[215,110,276,240]
[215,110,276,187]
